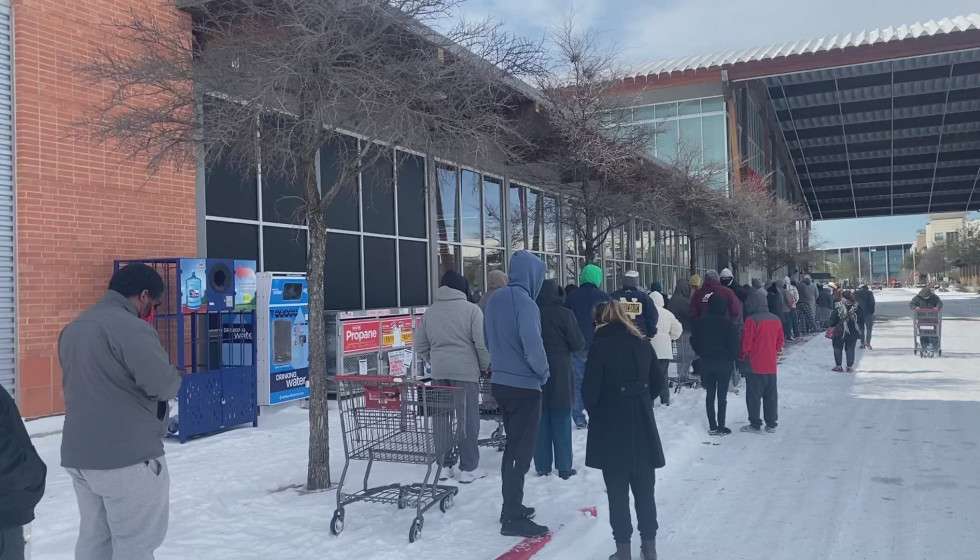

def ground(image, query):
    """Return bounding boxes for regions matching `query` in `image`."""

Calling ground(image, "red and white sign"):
[381,316,413,348]
[342,319,381,354]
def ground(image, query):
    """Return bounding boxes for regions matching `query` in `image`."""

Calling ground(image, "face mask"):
[142,303,156,324]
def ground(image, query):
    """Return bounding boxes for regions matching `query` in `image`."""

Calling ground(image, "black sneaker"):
[499,505,535,523]
[501,516,549,538]
[574,418,589,429]
[558,469,577,480]
[717,427,732,435]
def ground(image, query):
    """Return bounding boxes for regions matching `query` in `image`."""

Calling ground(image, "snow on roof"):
[627,13,980,79]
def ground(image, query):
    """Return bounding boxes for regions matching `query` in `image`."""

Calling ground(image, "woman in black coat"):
[690,294,741,435]
[583,300,665,560]
[534,279,585,478]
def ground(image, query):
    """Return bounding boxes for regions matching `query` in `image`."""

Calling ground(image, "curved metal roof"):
[628,14,980,79]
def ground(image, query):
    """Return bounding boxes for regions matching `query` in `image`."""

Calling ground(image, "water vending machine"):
[256,274,310,406]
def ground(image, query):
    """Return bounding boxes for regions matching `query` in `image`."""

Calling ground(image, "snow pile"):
[28,295,980,559]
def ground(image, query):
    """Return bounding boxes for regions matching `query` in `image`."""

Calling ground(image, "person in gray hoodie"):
[479,270,508,311]
[59,263,182,560]
[484,250,550,538]
[416,270,491,484]
[797,275,818,334]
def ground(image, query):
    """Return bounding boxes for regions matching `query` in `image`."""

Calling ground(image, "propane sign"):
[381,317,413,348]
[343,320,381,354]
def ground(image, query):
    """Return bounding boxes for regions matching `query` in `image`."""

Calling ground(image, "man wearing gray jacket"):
[59,263,181,560]
[415,270,491,484]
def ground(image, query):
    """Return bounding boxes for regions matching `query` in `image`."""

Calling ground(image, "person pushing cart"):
[910,286,943,358]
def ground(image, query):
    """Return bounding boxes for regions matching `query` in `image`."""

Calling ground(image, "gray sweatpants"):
[432,379,481,472]
[66,457,170,560]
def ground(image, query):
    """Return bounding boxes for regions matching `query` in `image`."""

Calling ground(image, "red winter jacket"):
[690,279,743,323]
[739,313,785,375]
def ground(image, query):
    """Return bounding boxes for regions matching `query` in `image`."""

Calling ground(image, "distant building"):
[923,212,980,249]
[815,244,914,285]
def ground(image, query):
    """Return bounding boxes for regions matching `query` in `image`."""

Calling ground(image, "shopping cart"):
[913,308,942,358]
[330,376,462,543]
[477,372,506,451]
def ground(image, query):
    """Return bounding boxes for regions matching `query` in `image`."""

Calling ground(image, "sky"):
[450,0,980,248]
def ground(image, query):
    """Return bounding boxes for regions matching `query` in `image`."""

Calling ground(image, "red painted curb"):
[495,507,597,560]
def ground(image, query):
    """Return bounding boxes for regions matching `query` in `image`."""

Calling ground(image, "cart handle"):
[334,375,462,390]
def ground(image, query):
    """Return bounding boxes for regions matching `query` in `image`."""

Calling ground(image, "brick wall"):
[13,0,197,417]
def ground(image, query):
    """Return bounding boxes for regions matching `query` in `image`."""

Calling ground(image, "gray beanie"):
[705,269,720,281]
[751,278,763,289]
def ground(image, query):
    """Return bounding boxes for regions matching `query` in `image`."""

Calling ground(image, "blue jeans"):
[572,352,588,424]
[534,408,573,473]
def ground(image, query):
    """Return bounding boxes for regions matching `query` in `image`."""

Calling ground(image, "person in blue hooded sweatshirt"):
[485,251,550,539]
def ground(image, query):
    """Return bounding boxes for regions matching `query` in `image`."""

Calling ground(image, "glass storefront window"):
[678,99,701,116]
[462,246,485,299]
[461,169,482,245]
[702,114,727,168]
[487,248,505,273]
[655,103,677,119]
[679,118,703,162]
[701,97,725,113]
[544,196,558,253]
[509,183,526,250]
[438,243,459,275]
[436,166,458,243]
[527,189,541,251]
[656,120,678,162]
[484,177,503,248]
[632,105,657,122]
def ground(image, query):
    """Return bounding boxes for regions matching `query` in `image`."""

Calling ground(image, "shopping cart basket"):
[913,308,942,358]
[476,372,505,451]
[330,376,462,543]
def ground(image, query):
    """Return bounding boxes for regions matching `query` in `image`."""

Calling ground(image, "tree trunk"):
[306,170,331,491]
[687,218,697,277]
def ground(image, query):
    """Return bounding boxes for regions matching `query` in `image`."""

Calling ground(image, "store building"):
[5,6,980,416]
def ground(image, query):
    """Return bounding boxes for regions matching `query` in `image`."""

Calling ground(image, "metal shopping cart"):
[476,371,506,451]
[913,308,942,358]
[330,376,462,543]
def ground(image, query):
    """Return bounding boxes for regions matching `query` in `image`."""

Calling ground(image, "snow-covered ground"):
[28,288,980,559]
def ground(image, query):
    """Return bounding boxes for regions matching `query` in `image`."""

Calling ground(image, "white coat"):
[650,292,682,361]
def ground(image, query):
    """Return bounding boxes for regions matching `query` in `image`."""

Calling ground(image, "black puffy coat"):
[0,386,47,527]
[583,322,666,472]
[855,287,876,316]
[537,280,586,409]
[690,295,741,361]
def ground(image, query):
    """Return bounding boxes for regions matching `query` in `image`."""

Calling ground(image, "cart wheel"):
[938,350,942,357]
[329,510,344,536]
[409,518,423,543]
[491,426,503,439]
[439,494,454,513]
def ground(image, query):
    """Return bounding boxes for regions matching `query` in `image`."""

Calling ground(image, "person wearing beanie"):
[720,268,749,321]
[667,280,697,385]
[690,269,742,323]
[649,281,669,307]
[690,274,702,289]
[611,270,659,340]
[565,263,612,429]
[691,294,740,435]
[416,269,491,483]
[479,270,509,311]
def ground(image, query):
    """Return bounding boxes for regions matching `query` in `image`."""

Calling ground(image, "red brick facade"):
[13,0,197,417]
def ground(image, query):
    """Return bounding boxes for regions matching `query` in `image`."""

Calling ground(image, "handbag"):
[824,326,839,339]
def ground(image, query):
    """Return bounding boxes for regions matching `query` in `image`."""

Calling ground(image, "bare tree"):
[79,0,545,491]
[655,148,731,276]
[525,18,659,263]
[723,179,808,280]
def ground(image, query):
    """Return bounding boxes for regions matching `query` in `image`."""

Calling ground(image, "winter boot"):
[608,543,631,560]
[501,516,548,538]
[641,539,658,560]
[558,469,577,480]
[499,505,535,524]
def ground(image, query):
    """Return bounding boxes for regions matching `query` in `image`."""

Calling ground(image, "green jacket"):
[910,288,943,310]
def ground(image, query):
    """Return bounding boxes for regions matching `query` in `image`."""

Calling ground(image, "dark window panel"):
[263,227,308,273]
[400,240,429,307]
[262,163,305,225]
[324,233,362,310]
[362,147,395,235]
[321,136,360,232]
[363,237,397,308]
[205,155,258,220]
[206,220,259,262]
[396,152,427,239]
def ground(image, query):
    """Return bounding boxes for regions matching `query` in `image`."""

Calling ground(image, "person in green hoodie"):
[564,264,611,429]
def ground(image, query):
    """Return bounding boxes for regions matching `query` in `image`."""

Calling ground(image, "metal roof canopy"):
[765,48,980,220]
